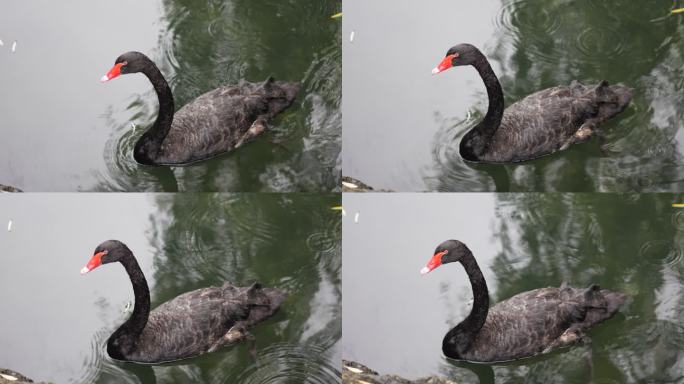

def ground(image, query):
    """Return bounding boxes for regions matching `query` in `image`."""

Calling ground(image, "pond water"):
[0,193,340,383]
[343,193,684,383]
[342,0,684,192]
[0,0,340,192]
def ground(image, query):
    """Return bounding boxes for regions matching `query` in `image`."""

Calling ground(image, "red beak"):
[421,250,448,275]
[100,62,124,83]
[432,54,456,75]
[81,251,106,274]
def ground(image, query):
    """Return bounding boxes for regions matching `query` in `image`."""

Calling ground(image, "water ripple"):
[672,210,684,232]
[233,343,339,384]
[494,0,564,65]
[638,239,683,267]
[427,111,501,191]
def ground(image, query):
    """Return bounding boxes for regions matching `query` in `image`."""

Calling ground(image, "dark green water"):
[0,0,340,192]
[343,193,684,383]
[343,0,684,192]
[0,193,340,383]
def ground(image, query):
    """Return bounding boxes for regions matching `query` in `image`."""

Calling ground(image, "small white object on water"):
[354,212,359,223]
[11,40,16,53]
[341,181,358,189]
[7,219,12,232]
[341,208,346,216]
[123,301,132,313]
[350,30,355,43]
[344,366,363,374]
[0,373,18,381]
[0,39,4,46]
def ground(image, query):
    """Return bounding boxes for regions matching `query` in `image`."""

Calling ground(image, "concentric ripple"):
[427,110,502,192]
[638,239,683,267]
[671,209,684,232]
[494,0,564,65]
[233,343,339,384]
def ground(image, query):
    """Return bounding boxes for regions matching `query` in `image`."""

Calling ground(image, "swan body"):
[102,52,300,166]
[433,44,633,163]
[422,240,626,362]
[81,240,286,363]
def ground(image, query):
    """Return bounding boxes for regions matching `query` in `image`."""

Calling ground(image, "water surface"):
[0,193,340,383]
[0,0,340,192]
[343,193,684,383]
[343,0,684,192]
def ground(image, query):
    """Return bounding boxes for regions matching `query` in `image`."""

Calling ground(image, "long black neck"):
[134,59,174,165]
[442,251,489,358]
[474,53,504,137]
[460,53,504,160]
[107,253,150,359]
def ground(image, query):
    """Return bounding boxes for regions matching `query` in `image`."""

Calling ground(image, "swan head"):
[101,51,150,82]
[421,240,471,274]
[432,44,482,75]
[80,240,131,274]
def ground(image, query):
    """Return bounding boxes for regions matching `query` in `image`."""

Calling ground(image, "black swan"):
[80,240,286,363]
[101,51,300,166]
[432,44,633,163]
[421,240,626,362]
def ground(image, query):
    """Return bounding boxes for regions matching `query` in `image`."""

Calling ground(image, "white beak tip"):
[100,75,110,83]
[80,266,90,275]
[420,267,430,275]
[431,67,440,75]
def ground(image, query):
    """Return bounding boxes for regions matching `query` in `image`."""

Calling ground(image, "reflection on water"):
[0,0,339,192]
[343,193,684,383]
[0,193,340,383]
[93,0,341,192]
[429,0,684,192]
[344,0,684,192]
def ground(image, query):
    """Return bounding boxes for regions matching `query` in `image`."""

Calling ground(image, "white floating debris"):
[11,40,16,53]
[341,181,358,189]
[123,301,132,313]
[350,30,355,43]
[7,219,12,232]
[354,212,359,223]
[0,39,4,46]
[0,373,18,381]
[344,366,363,374]
[342,208,346,217]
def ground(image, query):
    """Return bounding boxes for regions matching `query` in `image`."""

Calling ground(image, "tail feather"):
[601,289,628,314]
[261,79,300,117]
[581,287,627,327]
[594,81,614,103]
[590,80,633,121]
[242,283,287,325]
